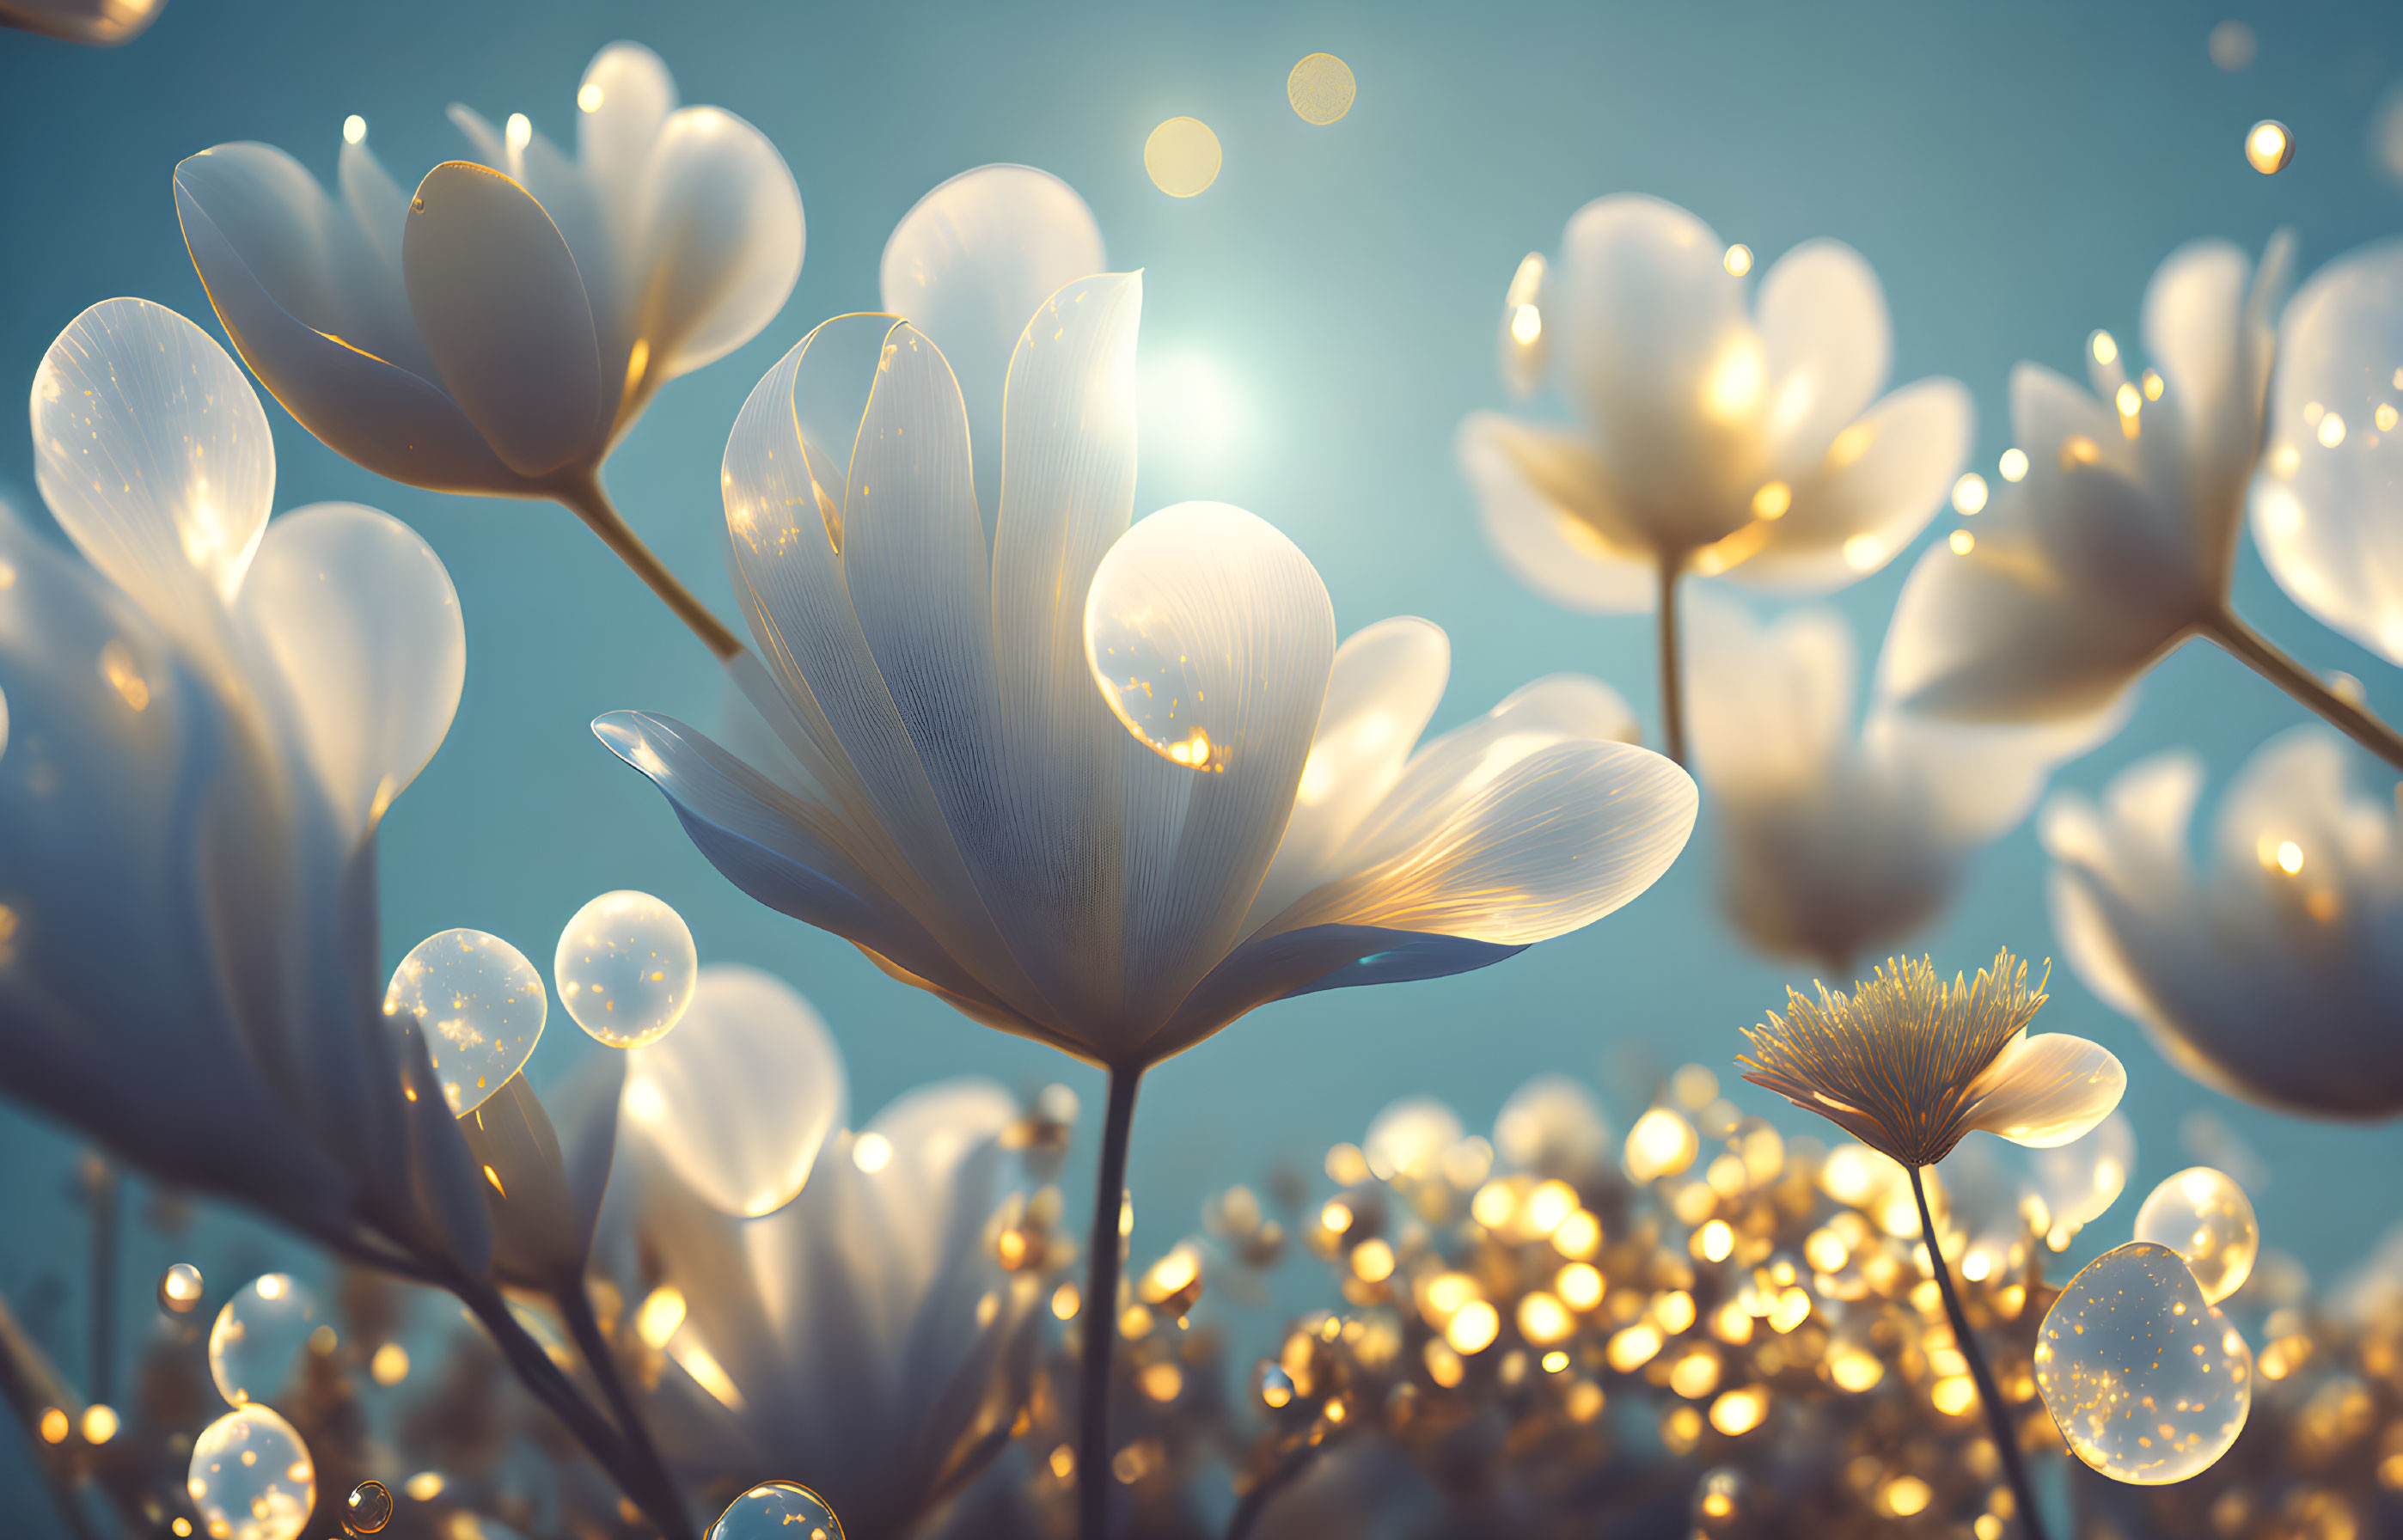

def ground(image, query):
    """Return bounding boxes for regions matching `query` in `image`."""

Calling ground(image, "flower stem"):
[553,469,746,662]
[83,1155,117,1409]
[2199,608,2403,772]
[1911,1165,2048,1540]
[557,1281,688,1540]
[1656,555,1686,765]
[1079,1066,1143,1540]
[1225,1428,1349,1540]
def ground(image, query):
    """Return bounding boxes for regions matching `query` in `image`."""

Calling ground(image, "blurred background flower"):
[0,0,162,44]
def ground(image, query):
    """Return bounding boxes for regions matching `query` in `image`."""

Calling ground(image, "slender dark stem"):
[1225,1429,1348,1540]
[2198,608,2403,773]
[557,1282,687,1540]
[83,1158,116,1409]
[1656,555,1686,765]
[552,468,745,662]
[457,1284,694,1540]
[1079,1067,1143,1540]
[1911,1166,2048,1540]
[0,1288,114,1540]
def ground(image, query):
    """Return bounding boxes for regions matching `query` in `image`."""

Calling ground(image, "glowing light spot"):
[2277,840,2303,874]
[1842,534,1884,571]
[578,82,604,113]
[2090,331,2119,366]
[1052,1283,1080,1321]
[1625,1109,1698,1182]
[1702,340,1765,421]
[1351,1238,1396,1283]
[342,115,367,145]
[1509,303,1542,345]
[1999,447,2029,481]
[1696,1219,1734,1262]
[2246,119,2294,174]
[1556,1262,1604,1310]
[853,1131,893,1173]
[370,1342,410,1386]
[1950,530,1976,555]
[1517,1292,1574,1346]
[2117,382,2143,418]
[2318,412,2347,448]
[1883,1475,1932,1517]
[2378,403,2399,432]
[158,1262,205,1315]
[1723,243,1753,277]
[1287,53,1355,124]
[1952,473,1989,515]
[1932,1374,1977,1415]
[504,113,532,151]
[635,1286,686,1349]
[38,1408,66,1444]
[1751,481,1791,521]
[1606,1322,1665,1372]
[100,640,149,712]
[1709,1384,1769,1435]
[403,1471,443,1500]
[80,1405,117,1444]
[1145,117,1221,197]
[1445,1299,1501,1354]
[2143,369,2165,400]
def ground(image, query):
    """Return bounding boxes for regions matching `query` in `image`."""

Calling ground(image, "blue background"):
[4,0,2403,1526]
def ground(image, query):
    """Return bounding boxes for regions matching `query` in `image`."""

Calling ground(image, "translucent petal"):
[2142,240,2252,496]
[624,964,845,1218]
[1755,238,1890,470]
[577,42,676,236]
[1728,377,1972,593]
[881,163,1106,474]
[402,161,605,476]
[1964,1031,2125,1147]
[1457,411,1656,613]
[1685,596,1854,798]
[633,107,804,380]
[237,504,464,837]
[174,149,519,494]
[458,1074,586,1288]
[31,298,272,632]
[1147,924,1523,1060]
[2254,236,2403,662]
[2027,1109,2135,1242]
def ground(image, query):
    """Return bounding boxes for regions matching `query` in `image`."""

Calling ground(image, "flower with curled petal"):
[3,296,498,1278]
[1459,193,1970,757]
[602,971,1045,1537]
[596,165,1695,1074]
[173,42,802,657]
[2043,728,2403,1117]
[1689,596,2114,971]
[2252,237,2403,663]
[1740,951,2124,1169]
[0,0,162,43]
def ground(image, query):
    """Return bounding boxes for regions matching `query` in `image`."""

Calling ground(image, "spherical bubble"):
[555,889,699,1048]
[158,1262,205,1315]
[343,1478,394,1535]
[208,1274,322,1409]
[2133,1166,2259,1304]
[186,1404,315,1540]
[2246,119,2294,174]
[2034,1242,2252,1484]
[382,928,546,1114]
[2028,1109,2133,1244]
[712,1480,846,1539]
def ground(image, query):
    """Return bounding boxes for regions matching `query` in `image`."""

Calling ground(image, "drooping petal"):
[175,148,522,494]
[1730,376,1972,592]
[31,298,272,640]
[1963,1031,2126,1148]
[623,964,845,1218]
[881,164,1106,473]
[402,161,606,476]
[1085,502,1336,1041]
[631,106,804,382]
[1457,411,1655,612]
[2253,236,2403,663]
[1756,238,1891,472]
[1250,617,1452,924]
[237,504,465,839]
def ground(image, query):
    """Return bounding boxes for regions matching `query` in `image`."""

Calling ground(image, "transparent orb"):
[2034,1242,2252,1484]
[158,1261,205,1316]
[712,1480,845,1539]
[208,1274,322,1409]
[555,890,698,1048]
[186,1404,315,1540]
[343,1478,394,1535]
[2133,1166,2259,1304]
[382,928,547,1114]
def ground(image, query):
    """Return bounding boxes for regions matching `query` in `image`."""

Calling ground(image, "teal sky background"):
[3,0,2403,1526]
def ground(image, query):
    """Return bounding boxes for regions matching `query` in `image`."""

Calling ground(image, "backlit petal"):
[1458,411,1654,612]
[633,107,804,381]
[1964,1032,2126,1148]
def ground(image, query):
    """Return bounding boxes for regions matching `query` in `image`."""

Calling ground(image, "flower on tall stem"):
[1687,595,2113,971]
[2044,727,2403,1117]
[1,297,688,1537]
[1740,951,2126,1540]
[1882,233,2403,773]
[1458,193,1971,760]
[597,164,1698,1540]
[173,40,802,659]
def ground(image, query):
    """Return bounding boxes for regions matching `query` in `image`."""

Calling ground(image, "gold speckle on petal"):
[1287,53,1356,125]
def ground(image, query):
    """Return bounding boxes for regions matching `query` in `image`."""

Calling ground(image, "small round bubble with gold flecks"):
[711,1481,845,1538]
[186,1404,315,1540]
[2034,1241,2253,1484]
[2133,1166,2259,1305]
[382,928,547,1114]
[554,889,698,1048]
[342,1478,394,1535]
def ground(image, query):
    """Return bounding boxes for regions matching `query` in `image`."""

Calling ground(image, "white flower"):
[2043,728,2403,1117]
[0,296,498,1279]
[603,968,1043,1537]
[1688,596,2112,969]
[1885,236,2290,724]
[1460,194,1970,609]
[0,0,163,44]
[596,167,1697,1071]
[171,42,800,501]
[2252,237,2403,663]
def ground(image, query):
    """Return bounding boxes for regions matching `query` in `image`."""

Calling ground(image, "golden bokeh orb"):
[1145,117,1223,197]
[1287,53,1357,125]
[2245,119,2293,174]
